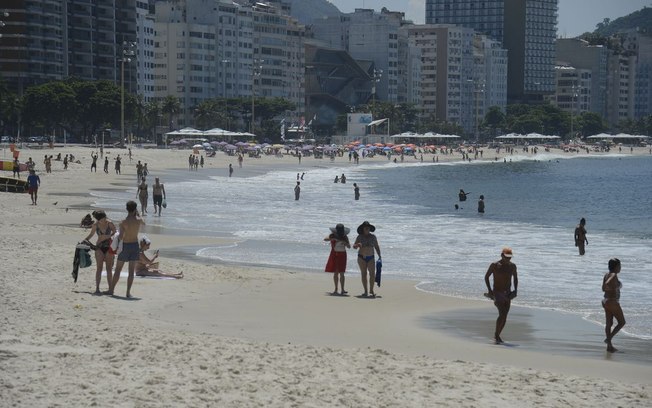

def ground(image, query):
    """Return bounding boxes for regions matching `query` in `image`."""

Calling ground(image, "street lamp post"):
[251,59,263,134]
[220,59,230,98]
[120,41,136,148]
[570,84,579,140]
[371,68,383,111]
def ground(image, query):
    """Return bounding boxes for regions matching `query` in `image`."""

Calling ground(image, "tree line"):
[1,78,650,144]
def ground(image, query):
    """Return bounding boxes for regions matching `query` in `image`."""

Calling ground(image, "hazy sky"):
[327,0,652,37]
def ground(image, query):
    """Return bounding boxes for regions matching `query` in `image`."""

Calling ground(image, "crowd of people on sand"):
[3,144,632,352]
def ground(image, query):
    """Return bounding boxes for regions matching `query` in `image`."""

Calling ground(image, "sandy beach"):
[1,144,650,407]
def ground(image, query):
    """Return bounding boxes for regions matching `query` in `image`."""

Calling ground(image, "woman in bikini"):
[353,221,381,297]
[602,258,626,353]
[324,224,350,295]
[83,210,116,294]
[136,237,183,279]
[137,177,148,215]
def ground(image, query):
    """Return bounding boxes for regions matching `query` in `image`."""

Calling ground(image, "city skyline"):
[328,0,652,37]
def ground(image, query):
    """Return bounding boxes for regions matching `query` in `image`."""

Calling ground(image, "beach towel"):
[109,230,123,255]
[72,243,92,283]
[375,258,382,287]
[101,270,176,280]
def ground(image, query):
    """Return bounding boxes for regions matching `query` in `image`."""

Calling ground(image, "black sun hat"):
[357,221,376,234]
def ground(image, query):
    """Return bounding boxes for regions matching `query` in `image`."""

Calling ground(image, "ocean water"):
[93,153,652,339]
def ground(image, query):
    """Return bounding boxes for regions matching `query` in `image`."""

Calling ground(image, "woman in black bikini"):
[83,210,117,294]
[353,221,381,297]
[137,177,148,215]
[602,258,626,353]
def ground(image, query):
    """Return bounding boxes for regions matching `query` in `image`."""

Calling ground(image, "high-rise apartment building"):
[426,0,558,104]
[403,24,507,135]
[154,0,304,127]
[546,65,592,116]
[311,8,409,103]
[136,1,156,101]
[0,1,65,94]
[0,1,137,94]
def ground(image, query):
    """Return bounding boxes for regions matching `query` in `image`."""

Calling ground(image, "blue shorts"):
[118,242,140,262]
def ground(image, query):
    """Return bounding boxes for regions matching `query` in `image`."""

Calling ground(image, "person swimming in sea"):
[459,189,470,202]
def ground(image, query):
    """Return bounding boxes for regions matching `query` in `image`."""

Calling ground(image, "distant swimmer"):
[602,258,625,353]
[574,218,588,255]
[459,189,470,202]
[334,175,339,183]
[340,174,346,184]
[353,183,360,200]
[478,195,485,213]
[484,247,518,344]
[294,181,301,200]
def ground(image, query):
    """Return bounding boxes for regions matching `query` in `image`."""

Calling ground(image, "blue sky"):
[327,0,652,37]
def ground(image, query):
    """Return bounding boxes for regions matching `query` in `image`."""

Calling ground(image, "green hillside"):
[592,7,652,36]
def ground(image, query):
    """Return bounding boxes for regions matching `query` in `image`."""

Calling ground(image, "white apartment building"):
[547,65,592,115]
[426,0,558,104]
[136,1,156,101]
[311,8,408,103]
[403,24,507,135]
[153,0,304,128]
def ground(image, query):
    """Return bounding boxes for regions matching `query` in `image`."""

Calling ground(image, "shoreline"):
[2,145,651,406]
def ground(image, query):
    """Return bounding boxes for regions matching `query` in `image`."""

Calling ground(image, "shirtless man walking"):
[484,247,518,344]
[109,200,145,298]
[152,177,166,216]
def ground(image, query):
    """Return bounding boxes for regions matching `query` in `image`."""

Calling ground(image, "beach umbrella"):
[235,141,248,147]
[210,141,221,146]
[224,144,237,150]
[192,144,203,148]
[271,144,284,149]
[218,141,228,145]
[382,146,392,151]
[178,139,189,144]
[169,140,181,146]
[202,142,211,148]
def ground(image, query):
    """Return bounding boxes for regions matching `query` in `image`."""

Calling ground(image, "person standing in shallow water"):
[574,218,588,255]
[602,258,626,353]
[353,183,360,200]
[478,195,485,213]
[484,247,518,344]
[294,181,301,200]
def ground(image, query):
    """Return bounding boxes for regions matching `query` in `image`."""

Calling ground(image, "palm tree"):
[161,95,181,132]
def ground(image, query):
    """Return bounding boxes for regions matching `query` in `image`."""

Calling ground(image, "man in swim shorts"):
[152,177,166,216]
[27,170,40,205]
[109,200,145,297]
[484,247,518,344]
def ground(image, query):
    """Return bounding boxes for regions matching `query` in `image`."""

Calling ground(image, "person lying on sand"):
[136,236,183,279]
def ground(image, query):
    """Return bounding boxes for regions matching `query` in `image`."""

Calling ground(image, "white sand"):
[1,145,650,407]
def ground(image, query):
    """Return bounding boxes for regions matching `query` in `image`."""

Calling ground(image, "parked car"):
[1,136,13,143]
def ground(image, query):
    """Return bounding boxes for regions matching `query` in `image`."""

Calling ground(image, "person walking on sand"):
[353,183,360,200]
[83,210,116,294]
[324,224,351,295]
[137,177,148,215]
[152,177,166,216]
[484,247,518,344]
[115,155,121,174]
[574,218,588,255]
[353,221,381,298]
[27,170,40,205]
[478,195,485,213]
[103,156,109,173]
[294,181,301,200]
[109,200,145,297]
[602,258,626,353]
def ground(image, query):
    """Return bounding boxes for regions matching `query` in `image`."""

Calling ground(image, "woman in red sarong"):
[324,223,350,295]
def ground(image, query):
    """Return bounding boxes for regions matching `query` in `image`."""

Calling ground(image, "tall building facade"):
[154,0,305,127]
[310,8,409,103]
[426,0,558,104]
[556,38,608,119]
[546,65,592,116]
[136,0,156,101]
[0,1,137,94]
[403,24,507,135]
[0,1,66,94]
